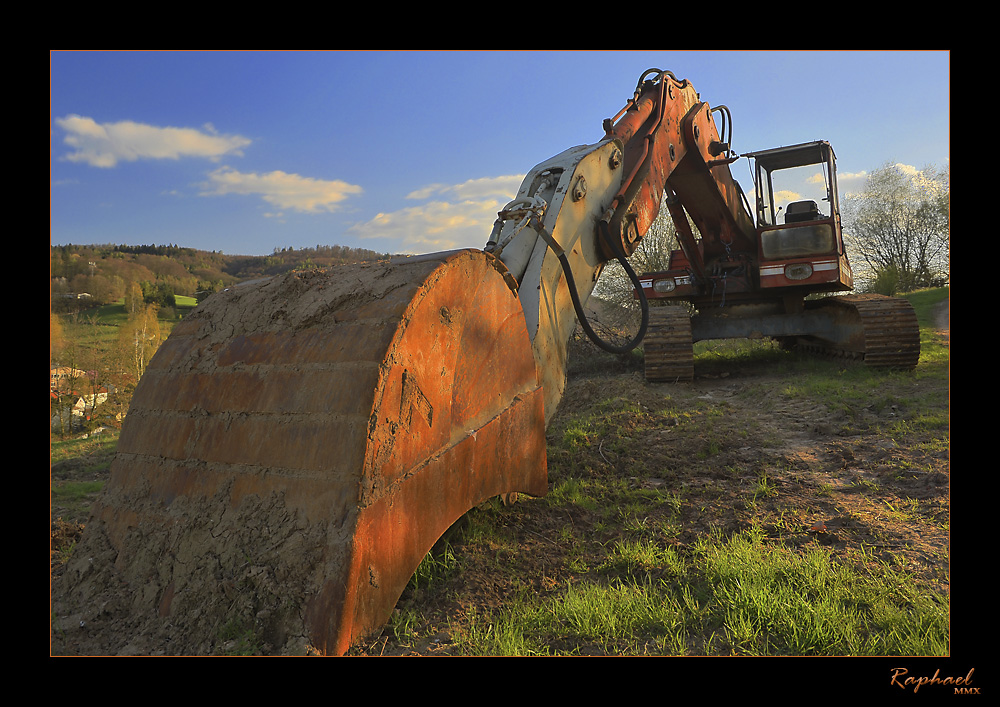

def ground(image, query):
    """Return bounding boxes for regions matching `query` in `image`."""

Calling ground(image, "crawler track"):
[643,306,694,382]
[641,294,920,383]
[801,293,921,370]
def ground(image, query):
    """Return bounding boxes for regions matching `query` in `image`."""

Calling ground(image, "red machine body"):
[601,71,918,380]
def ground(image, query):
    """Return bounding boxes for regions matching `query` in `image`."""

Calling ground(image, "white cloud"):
[199,166,363,213]
[351,199,504,253]
[55,115,251,168]
[842,163,948,200]
[405,175,524,202]
[894,163,947,194]
[837,169,868,196]
[352,175,524,253]
[773,189,801,207]
[404,183,451,200]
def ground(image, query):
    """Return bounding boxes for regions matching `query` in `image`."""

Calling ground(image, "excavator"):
[636,136,920,381]
[56,69,919,655]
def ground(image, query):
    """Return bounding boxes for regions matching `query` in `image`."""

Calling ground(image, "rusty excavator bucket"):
[55,78,641,655]
[55,249,549,655]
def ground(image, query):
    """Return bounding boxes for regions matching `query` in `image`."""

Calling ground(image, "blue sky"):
[50,50,950,257]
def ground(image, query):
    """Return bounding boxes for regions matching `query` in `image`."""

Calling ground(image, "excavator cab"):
[637,139,853,309]
[748,141,844,260]
[744,141,852,291]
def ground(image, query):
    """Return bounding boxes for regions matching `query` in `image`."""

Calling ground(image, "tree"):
[50,313,66,363]
[51,314,114,435]
[124,281,144,314]
[842,162,949,293]
[591,197,681,337]
[116,303,162,385]
[144,281,176,309]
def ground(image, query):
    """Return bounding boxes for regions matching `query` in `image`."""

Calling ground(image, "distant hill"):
[50,243,389,311]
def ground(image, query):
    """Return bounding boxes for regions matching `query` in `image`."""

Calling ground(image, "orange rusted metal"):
[88,248,547,655]
[601,71,756,262]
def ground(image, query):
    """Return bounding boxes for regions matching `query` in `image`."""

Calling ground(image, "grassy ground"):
[50,288,950,658]
[363,288,950,657]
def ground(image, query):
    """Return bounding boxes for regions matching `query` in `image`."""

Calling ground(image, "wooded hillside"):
[50,243,388,312]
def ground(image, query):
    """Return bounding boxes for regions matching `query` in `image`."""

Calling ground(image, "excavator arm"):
[55,69,761,655]
[599,69,756,264]
[485,69,756,417]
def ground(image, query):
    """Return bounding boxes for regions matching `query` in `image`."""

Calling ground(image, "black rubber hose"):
[557,221,649,354]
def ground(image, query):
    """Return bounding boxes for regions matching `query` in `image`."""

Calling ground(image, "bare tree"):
[595,201,677,305]
[116,303,162,385]
[124,280,144,314]
[842,161,950,293]
[586,199,680,344]
[51,314,112,435]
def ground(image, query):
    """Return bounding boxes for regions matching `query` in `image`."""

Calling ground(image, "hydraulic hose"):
[556,219,649,355]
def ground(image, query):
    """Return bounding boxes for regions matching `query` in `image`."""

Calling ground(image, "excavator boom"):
[598,69,756,263]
